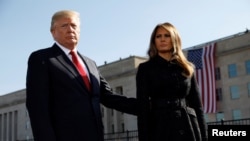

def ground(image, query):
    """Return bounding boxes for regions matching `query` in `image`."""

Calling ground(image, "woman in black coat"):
[136,22,208,141]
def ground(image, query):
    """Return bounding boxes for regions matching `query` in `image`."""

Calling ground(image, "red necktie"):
[70,51,91,91]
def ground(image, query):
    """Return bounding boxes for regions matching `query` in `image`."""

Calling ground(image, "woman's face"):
[154,27,173,53]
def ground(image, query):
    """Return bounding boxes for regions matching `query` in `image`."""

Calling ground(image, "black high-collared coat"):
[136,55,208,141]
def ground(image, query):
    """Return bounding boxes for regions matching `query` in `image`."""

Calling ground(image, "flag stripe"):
[187,43,216,113]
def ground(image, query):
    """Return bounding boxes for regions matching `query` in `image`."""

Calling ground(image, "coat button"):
[175,110,181,118]
[179,130,185,135]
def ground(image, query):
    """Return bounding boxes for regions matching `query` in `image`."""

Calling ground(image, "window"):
[3,113,7,141]
[116,86,123,95]
[216,112,224,122]
[228,64,237,78]
[245,60,250,74]
[232,110,241,120]
[111,109,114,116]
[204,114,209,122]
[230,86,240,99]
[121,123,125,132]
[247,82,250,97]
[215,67,221,80]
[112,124,115,133]
[0,114,2,139]
[26,110,29,117]
[216,88,222,101]
[26,121,30,130]
[9,112,13,141]
[101,107,104,117]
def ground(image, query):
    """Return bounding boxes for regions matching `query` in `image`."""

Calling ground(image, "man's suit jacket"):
[26,43,137,141]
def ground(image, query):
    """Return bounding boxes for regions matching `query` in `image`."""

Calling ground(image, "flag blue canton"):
[187,48,203,69]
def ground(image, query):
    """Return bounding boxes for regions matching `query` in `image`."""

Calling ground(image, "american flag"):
[187,43,216,113]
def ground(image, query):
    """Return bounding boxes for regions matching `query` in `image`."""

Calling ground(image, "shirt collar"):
[55,41,77,55]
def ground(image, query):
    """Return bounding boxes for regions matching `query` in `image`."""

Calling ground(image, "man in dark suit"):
[26,10,137,141]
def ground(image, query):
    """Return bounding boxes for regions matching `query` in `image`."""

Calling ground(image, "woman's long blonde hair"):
[147,22,194,77]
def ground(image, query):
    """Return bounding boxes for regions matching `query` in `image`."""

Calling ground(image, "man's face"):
[51,16,80,50]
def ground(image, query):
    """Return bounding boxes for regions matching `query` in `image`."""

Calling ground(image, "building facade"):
[98,56,147,133]
[0,30,250,140]
[203,30,250,121]
[0,89,31,141]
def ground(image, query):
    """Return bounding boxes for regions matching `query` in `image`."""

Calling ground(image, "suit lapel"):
[51,44,89,92]
[77,53,101,96]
